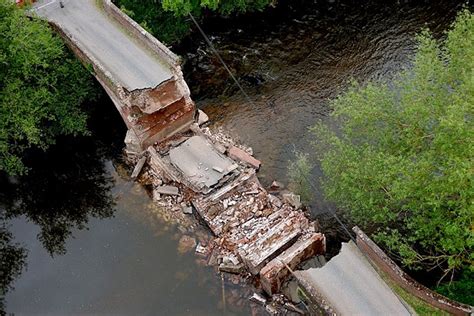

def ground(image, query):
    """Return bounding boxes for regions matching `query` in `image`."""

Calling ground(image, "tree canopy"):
[161,0,274,16]
[116,0,192,44]
[311,9,473,283]
[0,0,94,175]
[115,0,275,44]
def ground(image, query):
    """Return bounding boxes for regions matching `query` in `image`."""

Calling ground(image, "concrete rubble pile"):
[130,119,326,311]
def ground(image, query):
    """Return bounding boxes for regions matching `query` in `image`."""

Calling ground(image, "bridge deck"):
[33,0,173,91]
[295,241,412,315]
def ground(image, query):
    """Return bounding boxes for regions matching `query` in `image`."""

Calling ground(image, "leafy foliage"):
[0,0,94,175]
[436,270,474,305]
[288,152,312,203]
[312,9,473,281]
[114,0,275,44]
[115,0,192,44]
[161,0,273,16]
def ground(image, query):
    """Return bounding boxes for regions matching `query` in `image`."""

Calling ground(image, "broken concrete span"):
[136,124,326,300]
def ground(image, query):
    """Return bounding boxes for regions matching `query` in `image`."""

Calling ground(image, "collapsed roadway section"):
[138,123,326,299]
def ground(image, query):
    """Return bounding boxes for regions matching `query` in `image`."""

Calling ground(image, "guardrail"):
[353,226,473,315]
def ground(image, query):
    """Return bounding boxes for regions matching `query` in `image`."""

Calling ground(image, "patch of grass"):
[378,272,449,316]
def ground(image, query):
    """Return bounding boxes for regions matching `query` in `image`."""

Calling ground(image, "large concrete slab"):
[169,136,236,190]
[33,0,173,90]
[295,241,411,316]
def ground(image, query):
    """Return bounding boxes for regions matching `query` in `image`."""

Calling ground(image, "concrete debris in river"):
[131,123,326,308]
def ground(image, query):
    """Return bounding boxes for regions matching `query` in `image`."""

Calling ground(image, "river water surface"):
[3,1,465,314]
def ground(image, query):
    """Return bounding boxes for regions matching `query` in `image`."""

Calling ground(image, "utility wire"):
[287,143,356,241]
[188,13,257,108]
[189,13,355,242]
[291,155,356,242]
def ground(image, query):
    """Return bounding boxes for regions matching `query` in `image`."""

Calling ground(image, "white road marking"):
[35,0,57,11]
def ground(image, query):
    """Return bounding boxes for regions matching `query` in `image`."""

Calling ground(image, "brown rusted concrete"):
[228,146,261,169]
[33,0,196,149]
[260,233,326,295]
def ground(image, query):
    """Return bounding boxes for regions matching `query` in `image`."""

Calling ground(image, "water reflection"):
[0,225,26,311]
[0,137,116,255]
[4,160,252,315]
[0,92,121,312]
[0,92,252,315]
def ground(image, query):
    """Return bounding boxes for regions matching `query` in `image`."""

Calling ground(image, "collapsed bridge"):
[34,0,195,151]
[32,0,326,298]
[32,1,431,315]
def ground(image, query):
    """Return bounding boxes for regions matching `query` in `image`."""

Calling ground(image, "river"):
[2,0,464,314]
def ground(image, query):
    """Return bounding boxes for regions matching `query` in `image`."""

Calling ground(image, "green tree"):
[0,0,94,175]
[114,0,275,44]
[288,151,312,203]
[311,9,473,286]
[115,0,192,44]
[161,0,274,16]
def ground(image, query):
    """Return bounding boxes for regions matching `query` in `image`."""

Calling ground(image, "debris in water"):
[249,293,267,306]
[156,185,179,196]
[178,235,197,254]
[131,155,147,180]
[195,243,207,255]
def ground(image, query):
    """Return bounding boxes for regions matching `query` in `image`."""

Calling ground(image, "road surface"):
[33,0,173,90]
[295,241,412,315]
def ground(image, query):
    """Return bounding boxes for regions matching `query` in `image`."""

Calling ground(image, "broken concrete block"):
[260,233,326,295]
[228,146,261,169]
[222,254,240,265]
[268,194,283,208]
[152,190,161,201]
[212,166,224,173]
[155,185,179,196]
[195,243,207,255]
[265,304,279,314]
[189,123,205,137]
[218,262,244,274]
[213,143,227,154]
[208,249,219,266]
[197,109,209,125]
[169,135,235,192]
[181,204,193,214]
[284,302,305,315]
[282,193,301,209]
[249,293,267,306]
[226,163,239,173]
[131,156,147,180]
[270,181,284,190]
[124,129,142,155]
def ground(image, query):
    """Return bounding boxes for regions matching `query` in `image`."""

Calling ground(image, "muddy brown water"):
[3,0,465,314]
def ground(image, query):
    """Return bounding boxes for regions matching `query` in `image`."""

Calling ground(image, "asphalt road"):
[34,0,173,90]
[297,242,412,315]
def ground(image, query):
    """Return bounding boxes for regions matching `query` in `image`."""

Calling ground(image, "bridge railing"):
[353,227,473,315]
[98,0,181,69]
